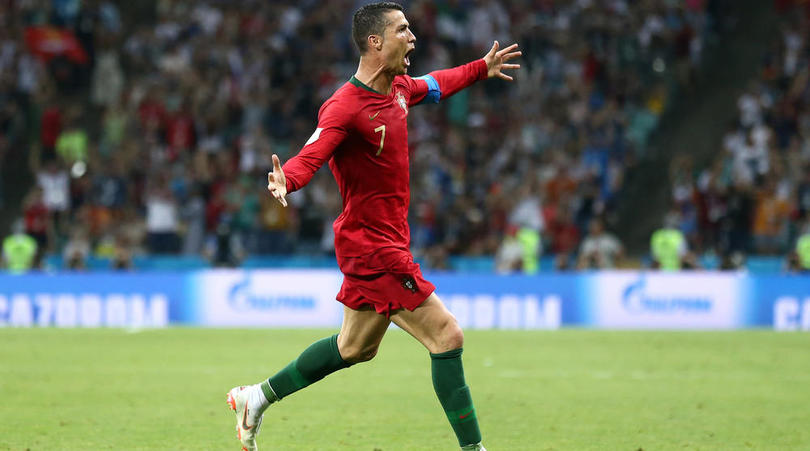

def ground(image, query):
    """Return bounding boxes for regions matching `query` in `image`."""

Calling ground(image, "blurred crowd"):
[1,0,719,271]
[665,0,810,270]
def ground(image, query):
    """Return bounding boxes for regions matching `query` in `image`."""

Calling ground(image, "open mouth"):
[404,48,414,67]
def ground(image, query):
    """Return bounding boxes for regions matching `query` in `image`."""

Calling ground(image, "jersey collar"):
[349,76,385,96]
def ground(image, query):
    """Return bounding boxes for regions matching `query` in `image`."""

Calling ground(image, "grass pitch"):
[1,328,809,450]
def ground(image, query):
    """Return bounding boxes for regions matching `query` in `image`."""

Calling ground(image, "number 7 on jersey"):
[374,125,385,156]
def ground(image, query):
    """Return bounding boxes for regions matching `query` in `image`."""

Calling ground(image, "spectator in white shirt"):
[577,218,624,269]
[36,159,69,213]
[145,175,180,254]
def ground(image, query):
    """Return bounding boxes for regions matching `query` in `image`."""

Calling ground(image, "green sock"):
[261,334,351,402]
[431,348,482,447]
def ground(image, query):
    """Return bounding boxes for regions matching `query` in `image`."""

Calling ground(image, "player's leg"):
[228,305,389,450]
[335,304,392,363]
[262,304,390,402]
[390,293,484,450]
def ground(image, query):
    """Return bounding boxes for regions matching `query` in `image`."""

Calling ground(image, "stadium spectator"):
[35,158,69,214]
[679,4,810,269]
[751,176,792,254]
[576,218,624,270]
[90,43,124,108]
[2,219,38,273]
[22,186,51,255]
[651,225,687,271]
[39,97,63,161]
[144,173,181,254]
[495,224,523,274]
[33,156,70,238]
[798,164,810,219]
[54,105,88,164]
[719,251,747,271]
[547,205,581,271]
[180,184,206,255]
[62,225,90,271]
[204,220,245,268]
[111,233,134,271]
[506,184,544,273]
[650,215,701,270]
[0,0,722,269]
[787,217,810,272]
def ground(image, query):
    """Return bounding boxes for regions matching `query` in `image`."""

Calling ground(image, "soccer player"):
[227,2,520,450]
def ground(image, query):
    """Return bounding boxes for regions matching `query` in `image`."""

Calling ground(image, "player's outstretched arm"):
[483,40,521,81]
[408,41,521,107]
[267,154,288,207]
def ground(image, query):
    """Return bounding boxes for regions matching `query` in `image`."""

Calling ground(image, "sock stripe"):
[260,380,279,403]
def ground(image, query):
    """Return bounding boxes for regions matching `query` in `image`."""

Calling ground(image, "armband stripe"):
[414,75,441,104]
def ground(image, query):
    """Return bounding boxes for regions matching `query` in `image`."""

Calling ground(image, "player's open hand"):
[267,154,288,207]
[483,41,521,81]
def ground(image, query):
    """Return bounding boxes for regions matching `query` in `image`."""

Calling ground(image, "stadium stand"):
[1,0,798,273]
[662,0,810,270]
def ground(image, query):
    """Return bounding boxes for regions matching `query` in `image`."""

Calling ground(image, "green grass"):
[1,329,809,450]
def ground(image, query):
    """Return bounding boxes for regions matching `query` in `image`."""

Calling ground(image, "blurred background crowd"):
[666,0,810,271]
[1,0,809,273]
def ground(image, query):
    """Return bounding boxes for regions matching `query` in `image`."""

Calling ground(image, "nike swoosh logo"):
[242,404,255,430]
[369,111,380,120]
[459,409,474,420]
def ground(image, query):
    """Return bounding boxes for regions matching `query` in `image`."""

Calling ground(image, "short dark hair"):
[352,2,404,54]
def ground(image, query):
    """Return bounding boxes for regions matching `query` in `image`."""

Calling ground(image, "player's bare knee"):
[357,344,380,362]
[443,321,464,350]
[431,317,463,353]
[340,342,379,364]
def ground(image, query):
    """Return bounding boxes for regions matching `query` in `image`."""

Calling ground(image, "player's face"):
[381,10,416,75]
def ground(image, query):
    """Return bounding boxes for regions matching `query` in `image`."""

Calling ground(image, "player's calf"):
[431,347,482,449]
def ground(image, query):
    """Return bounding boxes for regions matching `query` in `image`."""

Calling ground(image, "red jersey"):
[283,59,488,258]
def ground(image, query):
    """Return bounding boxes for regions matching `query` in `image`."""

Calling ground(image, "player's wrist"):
[476,58,490,80]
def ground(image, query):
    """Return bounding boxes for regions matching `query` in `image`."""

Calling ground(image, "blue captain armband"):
[414,75,441,104]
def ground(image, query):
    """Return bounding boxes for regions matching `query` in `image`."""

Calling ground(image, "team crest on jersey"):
[395,91,408,114]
